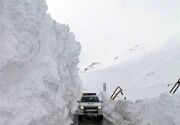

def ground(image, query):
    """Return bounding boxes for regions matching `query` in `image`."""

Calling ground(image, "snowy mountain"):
[0,0,81,125]
[81,38,180,100]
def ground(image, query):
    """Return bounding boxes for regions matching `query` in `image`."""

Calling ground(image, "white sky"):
[46,0,180,69]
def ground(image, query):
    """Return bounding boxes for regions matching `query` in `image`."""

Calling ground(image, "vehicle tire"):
[98,115,103,121]
[78,115,83,121]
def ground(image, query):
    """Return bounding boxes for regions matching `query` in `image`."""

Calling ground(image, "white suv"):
[77,93,103,120]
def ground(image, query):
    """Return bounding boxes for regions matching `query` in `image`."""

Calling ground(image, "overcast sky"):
[46,0,180,69]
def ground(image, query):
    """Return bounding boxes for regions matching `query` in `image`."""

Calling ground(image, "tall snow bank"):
[0,0,81,125]
[104,94,180,125]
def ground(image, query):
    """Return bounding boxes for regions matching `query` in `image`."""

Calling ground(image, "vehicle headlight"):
[80,106,84,110]
[98,106,102,109]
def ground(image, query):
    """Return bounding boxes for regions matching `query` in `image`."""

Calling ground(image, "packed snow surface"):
[0,0,81,125]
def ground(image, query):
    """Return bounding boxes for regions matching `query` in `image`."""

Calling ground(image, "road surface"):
[72,115,114,125]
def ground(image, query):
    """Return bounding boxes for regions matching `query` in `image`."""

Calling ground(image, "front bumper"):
[78,112,103,117]
[78,106,103,116]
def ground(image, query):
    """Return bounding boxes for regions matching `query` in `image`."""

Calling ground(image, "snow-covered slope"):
[81,38,180,100]
[0,0,81,125]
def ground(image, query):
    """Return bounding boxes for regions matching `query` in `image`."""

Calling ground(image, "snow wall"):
[0,0,81,125]
[104,94,180,125]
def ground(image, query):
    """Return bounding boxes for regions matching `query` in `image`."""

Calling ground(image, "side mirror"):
[77,100,80,103]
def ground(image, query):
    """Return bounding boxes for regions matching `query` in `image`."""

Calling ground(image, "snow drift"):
[0,0,81,125]
[104,94,180,125]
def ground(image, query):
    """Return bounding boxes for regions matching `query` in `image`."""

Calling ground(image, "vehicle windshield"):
[81,96,100,102]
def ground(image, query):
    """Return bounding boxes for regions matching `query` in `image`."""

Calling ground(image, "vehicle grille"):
[84,107,98,113]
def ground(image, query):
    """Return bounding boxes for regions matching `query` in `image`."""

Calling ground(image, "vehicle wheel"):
[78,115,83,121]
[98,115,103,121]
